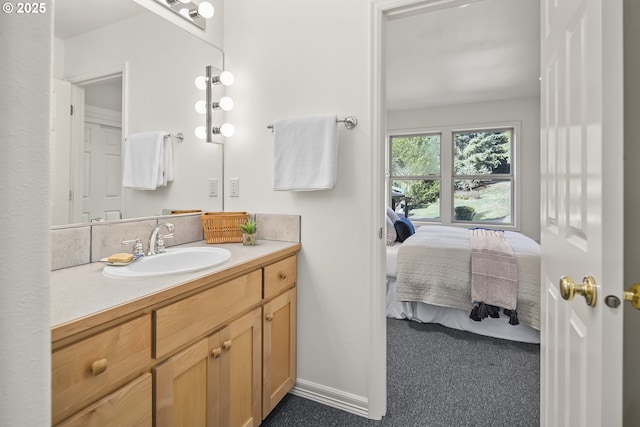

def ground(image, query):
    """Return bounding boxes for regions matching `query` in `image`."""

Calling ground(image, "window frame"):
[386,121,521,231]
[388,132,442,222]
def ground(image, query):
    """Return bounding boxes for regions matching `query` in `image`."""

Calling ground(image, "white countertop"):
[51,240,300,331]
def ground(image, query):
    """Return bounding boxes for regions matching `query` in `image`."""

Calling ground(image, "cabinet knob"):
[211,347,222,358]
[222,340,232,351]
[279,272,287,281]
[265,313,274,322]
[91,359,108,376]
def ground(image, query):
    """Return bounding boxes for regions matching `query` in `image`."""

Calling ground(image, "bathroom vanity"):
[50,240,300,427]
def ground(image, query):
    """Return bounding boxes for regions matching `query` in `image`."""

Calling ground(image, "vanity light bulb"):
[198,2,215,19]
[220,123,235,137]
[178,0,190,3]
[218,97,234,111]
[195,75,207,90]
[178,8,190,18]
[218,71,234,86]
[195,100,208,114]
[195,126,207,140]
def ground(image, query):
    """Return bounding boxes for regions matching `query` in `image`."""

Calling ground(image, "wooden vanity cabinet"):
[51,251,298,427]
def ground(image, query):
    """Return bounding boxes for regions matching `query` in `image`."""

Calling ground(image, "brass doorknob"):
[624,283,640,310]
[559,275,597,307]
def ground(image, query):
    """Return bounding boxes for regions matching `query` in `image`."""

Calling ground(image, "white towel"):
[161,135,174,186]
[272,115,338,191]
[122,131,173,190]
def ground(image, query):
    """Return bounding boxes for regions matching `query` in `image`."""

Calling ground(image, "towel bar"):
[267,116,357,132]
[166,132,184,142]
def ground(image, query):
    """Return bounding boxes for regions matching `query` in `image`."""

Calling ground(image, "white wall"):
[387,96,541,240]
[0,11,52,427]
[223,0,379,414]
[62,12,227,218]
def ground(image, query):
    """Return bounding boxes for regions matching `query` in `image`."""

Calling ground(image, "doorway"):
[68,69,127,223]
[370,0,540,420]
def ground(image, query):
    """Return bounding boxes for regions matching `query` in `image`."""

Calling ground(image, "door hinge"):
[378,227,383,239]
[69,190,73,202]
[70,105,74,116]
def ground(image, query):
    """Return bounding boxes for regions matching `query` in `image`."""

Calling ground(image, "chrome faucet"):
[147,222,175,256]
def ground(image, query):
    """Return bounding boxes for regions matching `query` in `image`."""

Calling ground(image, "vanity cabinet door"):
[262,288,297,417]
[55,373,152,427]
[153,307,262,427]
[227,307,262,427]
[154,333,222,427]
[51,314,151,425]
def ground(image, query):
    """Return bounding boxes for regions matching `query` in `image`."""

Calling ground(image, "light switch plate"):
[230,178,239,197]
[208,178,218,197]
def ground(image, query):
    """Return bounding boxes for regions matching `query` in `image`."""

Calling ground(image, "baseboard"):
[290,378,369,418]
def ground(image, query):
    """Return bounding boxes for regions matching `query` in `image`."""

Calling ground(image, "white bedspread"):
[395,226,540,330]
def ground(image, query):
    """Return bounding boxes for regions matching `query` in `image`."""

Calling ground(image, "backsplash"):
[51,213,301,270]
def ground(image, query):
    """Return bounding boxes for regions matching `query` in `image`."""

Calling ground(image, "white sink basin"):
[102,247,231,279]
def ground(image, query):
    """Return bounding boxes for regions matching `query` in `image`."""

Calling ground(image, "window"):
[390,134,441,220]
[388,125,516,227]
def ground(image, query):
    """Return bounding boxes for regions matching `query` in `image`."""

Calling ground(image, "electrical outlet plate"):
[230,178,239,197]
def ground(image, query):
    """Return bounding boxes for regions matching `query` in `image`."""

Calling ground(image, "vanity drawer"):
[52,314,151,425]
[153,269,262,359]
[264,255,297,300]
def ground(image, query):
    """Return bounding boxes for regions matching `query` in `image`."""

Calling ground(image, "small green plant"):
[239,220,258,234]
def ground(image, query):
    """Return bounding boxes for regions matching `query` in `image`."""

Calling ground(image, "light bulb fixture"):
[189,2,214,20]
[194,75,207,90]
[195,72,234,90]
[213,123,235,137]
[195,97,234,114]
[195,126,207,140]
[195,100,207,114]
[159,0,213,30]
[212,71,234,86]
[198,66,235,143]
[212,97,234,112]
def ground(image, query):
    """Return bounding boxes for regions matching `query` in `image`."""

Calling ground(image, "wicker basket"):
[201,212,248,244]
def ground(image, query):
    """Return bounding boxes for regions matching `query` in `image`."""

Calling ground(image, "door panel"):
[82,122,122,221]
[540,0,624,426]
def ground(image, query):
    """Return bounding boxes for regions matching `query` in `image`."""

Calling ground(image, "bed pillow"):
[386,206,400,223]
[394,219,414,242]
[386,216,397,246]
[397,217,415,234]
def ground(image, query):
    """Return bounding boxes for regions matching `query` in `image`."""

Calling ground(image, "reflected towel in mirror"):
[122,131,174,190]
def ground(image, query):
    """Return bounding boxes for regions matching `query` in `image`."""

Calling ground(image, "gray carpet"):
[261,317,540,427]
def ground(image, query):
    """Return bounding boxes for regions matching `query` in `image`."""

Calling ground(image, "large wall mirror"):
[52,0,225,226]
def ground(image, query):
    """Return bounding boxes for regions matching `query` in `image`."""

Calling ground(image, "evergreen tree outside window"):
[388,126,515,226]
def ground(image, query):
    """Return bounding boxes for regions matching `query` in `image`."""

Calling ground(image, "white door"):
[82,122,123,222]
[540,0,624,426]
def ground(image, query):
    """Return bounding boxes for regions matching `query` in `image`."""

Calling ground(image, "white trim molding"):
[290,379,369,418]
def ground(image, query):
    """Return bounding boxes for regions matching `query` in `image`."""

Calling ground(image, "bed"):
[386,225,541,344]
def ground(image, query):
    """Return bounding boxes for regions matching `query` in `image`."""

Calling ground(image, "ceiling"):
[54,0,146,40]
[385,0,540,111]
[55,0,539,112]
